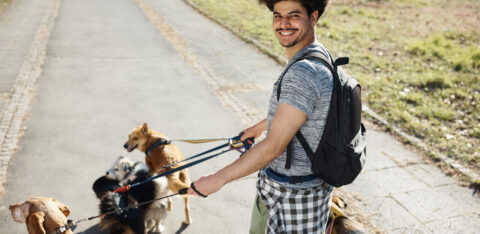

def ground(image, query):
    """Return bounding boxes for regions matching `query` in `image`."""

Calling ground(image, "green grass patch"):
[0,0,9,12]
[185,0,480,168]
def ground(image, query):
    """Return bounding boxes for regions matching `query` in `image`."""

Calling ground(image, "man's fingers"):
[187,188,197,196]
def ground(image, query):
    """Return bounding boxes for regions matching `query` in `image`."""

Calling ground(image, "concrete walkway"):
[0,0,479,233]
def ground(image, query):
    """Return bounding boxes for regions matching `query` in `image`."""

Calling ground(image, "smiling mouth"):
[280,31,294,36]
[276,28,298,36]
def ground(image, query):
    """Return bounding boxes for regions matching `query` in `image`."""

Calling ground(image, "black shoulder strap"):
[277,51,335,101]
[277,51,344,170]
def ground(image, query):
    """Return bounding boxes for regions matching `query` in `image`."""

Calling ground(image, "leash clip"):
[55,220,76,234]
[229,134,255,154]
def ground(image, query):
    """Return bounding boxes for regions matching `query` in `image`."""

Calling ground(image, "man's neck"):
[286,37,315,60]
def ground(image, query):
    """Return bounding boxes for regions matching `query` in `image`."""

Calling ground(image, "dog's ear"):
[9,202,31,223]
[52,198,71,217]
[142,123,148,135]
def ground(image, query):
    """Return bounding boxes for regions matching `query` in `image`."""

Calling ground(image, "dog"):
[9,197,73,234]
[93,156,169,233]
[326,195,366,234]
[124,123,191,224]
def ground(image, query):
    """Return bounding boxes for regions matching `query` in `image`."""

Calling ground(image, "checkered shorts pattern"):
[257,173,333,234]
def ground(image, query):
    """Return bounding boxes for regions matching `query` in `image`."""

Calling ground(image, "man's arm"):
[240,118,267,142]
[187,103,307,196]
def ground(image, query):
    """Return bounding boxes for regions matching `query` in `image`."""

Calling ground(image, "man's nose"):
[280,17,291,28]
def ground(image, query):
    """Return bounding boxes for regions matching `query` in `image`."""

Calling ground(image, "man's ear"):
[142,122,148,135]
[310,10,319,27]
[9,202,31,223]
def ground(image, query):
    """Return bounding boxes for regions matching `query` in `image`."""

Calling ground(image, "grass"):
[185,0,480,169]
[0,0,9,12]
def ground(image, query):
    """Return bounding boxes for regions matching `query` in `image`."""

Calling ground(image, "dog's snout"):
[123,143,128,149]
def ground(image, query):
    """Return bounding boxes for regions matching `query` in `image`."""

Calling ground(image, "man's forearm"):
[214,136,281,186]
[255,118,267,132]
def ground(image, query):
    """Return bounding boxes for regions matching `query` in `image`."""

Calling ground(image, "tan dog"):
[327,195,366,234]
[9,197,72,234]
[124,123,191,224]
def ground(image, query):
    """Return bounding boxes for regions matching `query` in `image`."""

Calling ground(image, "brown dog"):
[124,123,191,224]
[327,195,366,234]
[9,197,72,234]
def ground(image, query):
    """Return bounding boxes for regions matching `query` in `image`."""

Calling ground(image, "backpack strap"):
[277,50,348,170]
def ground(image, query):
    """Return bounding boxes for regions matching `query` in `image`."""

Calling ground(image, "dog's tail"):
[166,170,190,192]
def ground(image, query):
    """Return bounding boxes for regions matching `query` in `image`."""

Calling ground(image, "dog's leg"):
[183,195,191,225]
[166,172,191,224]
[167,197,172,211]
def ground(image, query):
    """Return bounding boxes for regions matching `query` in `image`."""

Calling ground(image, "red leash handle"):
[113,185,131,193]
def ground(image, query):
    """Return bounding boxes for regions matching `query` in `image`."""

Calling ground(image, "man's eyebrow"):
[273,10,302,15]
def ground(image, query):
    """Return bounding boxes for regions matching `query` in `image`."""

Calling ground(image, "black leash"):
[56,135,254,233]
[114,146,234,193]
[114,135,254,193]
[55,188,188,233]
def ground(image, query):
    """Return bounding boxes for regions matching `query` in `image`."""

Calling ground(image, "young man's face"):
[272,0,317,49]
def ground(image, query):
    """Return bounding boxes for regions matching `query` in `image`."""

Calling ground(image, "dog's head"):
[52,198,71,217]
[124,123,150,152]
[9,197,70,223]
[105,156,136,181]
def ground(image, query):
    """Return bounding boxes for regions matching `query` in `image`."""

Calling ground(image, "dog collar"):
[145,139,171,159]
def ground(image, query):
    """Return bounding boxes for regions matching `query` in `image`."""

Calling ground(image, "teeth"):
[280,31,293,35]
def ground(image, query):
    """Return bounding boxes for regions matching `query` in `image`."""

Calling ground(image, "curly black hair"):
[258,0,329,18]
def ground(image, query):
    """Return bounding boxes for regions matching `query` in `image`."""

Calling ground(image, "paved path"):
[0,0,479,233]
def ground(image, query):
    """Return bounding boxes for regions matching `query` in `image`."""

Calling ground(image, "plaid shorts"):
[257,173,333,234]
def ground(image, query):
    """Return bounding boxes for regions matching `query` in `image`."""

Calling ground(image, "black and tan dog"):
[124,123,191,224]
[93,156,168,233]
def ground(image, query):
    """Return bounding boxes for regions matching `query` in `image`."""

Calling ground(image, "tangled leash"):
[55,188,188,233]
[55,134,254,233]
[113,134,254,193]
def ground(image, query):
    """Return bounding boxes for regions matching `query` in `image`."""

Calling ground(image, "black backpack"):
[277,50,367,187]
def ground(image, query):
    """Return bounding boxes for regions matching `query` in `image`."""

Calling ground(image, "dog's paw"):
[157,223,165,233]
[182,219,192,225]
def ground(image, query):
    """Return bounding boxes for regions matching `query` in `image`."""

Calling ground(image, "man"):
[187,0,333,233]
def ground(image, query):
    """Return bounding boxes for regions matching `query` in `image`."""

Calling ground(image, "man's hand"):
[187,174,224,197]
[240,119,267,143]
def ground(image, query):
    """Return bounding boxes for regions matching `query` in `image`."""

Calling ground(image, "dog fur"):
[93,156,168,233]
[327,195,366,234]
[9,197,72,234]
[124,123,191,224]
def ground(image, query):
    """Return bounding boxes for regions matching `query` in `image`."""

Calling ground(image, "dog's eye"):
[114,168,119,171]
[133,137,138,141]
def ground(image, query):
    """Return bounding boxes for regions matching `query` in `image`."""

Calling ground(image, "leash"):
[114,135,254,194]
[55,188,188,233]
[55,135,254,233]
[162,135,253,169]
[169,138,231,144]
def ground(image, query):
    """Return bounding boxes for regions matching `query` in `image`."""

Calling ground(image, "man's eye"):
[274,15,281,19]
